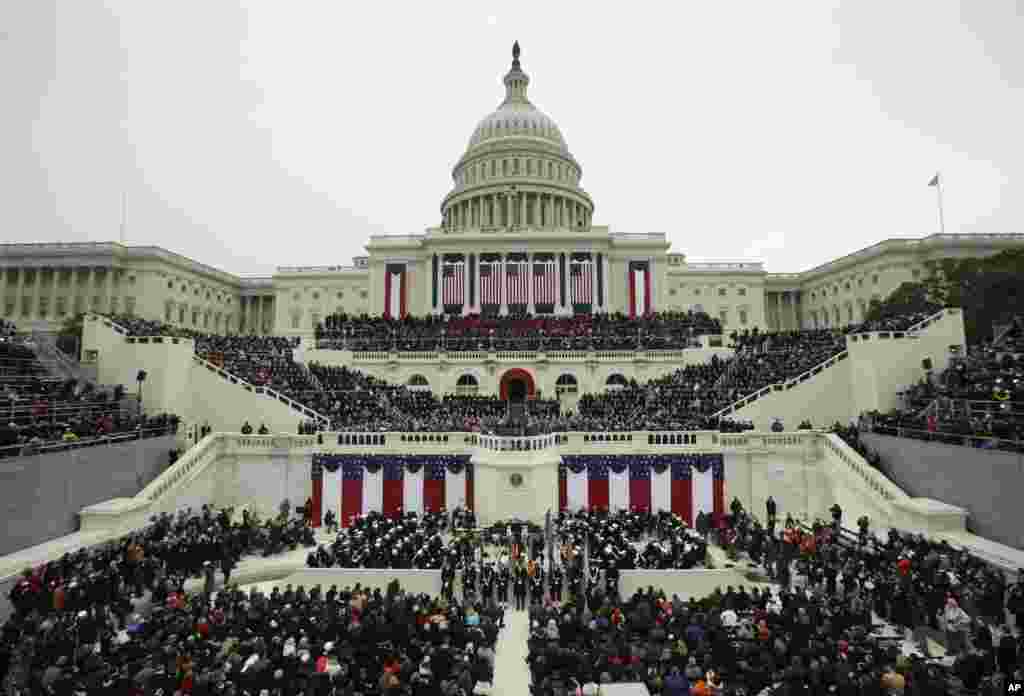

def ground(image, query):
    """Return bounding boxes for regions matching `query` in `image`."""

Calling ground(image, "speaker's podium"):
[594,685,650,696]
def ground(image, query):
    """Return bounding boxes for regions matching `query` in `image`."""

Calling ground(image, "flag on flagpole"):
[928,173,940,187]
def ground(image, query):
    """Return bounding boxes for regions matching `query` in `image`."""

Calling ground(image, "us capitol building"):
[1,44,1020,338]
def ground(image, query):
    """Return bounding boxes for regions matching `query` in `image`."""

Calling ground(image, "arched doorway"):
[605,373,628,391]
[456,374,479,396]
[499,368,535,402]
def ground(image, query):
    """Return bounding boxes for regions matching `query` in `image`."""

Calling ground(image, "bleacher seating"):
[864,320,1024,449]
[315,311,722,352]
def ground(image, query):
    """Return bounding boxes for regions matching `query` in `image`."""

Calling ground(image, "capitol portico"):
[1,43,1022,339]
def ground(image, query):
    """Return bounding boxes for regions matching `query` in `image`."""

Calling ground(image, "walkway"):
[492,606,532,695]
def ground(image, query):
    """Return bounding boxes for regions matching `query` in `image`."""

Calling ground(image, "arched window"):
[555,373,578,396]
[407,374,430,392]
[456,373,479,396]
[605,374,628,391]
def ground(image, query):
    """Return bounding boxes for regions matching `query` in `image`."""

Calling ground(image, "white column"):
[527,253,535,315]
[46,268,57,321]
[463,256,471,316]
[603,255,611,310]
[499,255,508,316]
[15,267,26,318]
[434,256,441,314]
[590,255,598,309]
[647,258,655,314]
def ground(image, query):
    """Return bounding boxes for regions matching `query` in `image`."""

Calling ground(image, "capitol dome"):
[440,42,594,234]
[465,94,569,155]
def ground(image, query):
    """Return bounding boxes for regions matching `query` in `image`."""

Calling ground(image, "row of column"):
[0,267,114,318]
[443,191,590,231]
[432,252,606,315]
[241,296,273,334]
[771,292,801,330]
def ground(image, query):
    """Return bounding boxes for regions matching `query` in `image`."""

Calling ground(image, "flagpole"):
[934,173,945,236]
[119,190,127,244]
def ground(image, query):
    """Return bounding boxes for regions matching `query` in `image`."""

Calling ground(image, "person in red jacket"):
[898,557,911,577]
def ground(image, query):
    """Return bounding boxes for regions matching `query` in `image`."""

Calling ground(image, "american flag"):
[533,259,557,306]
[480,261,500,306]
[443,262,464,307]
[570,260,593,306]
[506,259,529,306]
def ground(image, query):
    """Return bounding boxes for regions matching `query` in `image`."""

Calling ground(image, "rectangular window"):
[739,310,748,325]
[92,295,102,309]
[179,307,186,323]
[21,297,31,317]
[74,296,84,314]
[165,304,173,321]
[125,297,136,315]
[56,297,67,316]
[38,297,49,317]
[872,274,879,285]
[291,315,300,329]
[718,288,727,296]
[4,302,14,316]
[109,297,119,314]
[737,287,746,296]
[719,310,728,324]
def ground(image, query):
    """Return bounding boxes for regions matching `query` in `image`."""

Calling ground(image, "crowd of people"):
[315,311,723,353]
[856,318,1024,449]
[0,412,181,457]
[0,329,182,456]
[563,329,846,431]
[848,309,942,335]
[529,497,1024,695]
[1,504,326,694]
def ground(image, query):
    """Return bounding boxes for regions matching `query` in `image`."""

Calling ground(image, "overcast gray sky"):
[2,1,1022,277]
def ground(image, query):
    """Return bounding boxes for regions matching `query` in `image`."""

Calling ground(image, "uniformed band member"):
[549,562,563,602]
[513,565,528,610]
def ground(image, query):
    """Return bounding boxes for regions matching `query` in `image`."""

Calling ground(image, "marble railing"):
[191,354,330,426]
[712,350,849,418]
[844,308,957,346]
[343,348,709,364]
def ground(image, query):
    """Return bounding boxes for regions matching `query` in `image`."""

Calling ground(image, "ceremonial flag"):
[533,259,557,306]
[561,455,724,523]
[313,456,473,527]
[443,262,465,308]
[928,173,940,187]
[570,261,592,306]
[480,261,500,306]
[386,268,404,319]
[425,460,447,514]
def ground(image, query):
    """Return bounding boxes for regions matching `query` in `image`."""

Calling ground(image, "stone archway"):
[499,368,536,402]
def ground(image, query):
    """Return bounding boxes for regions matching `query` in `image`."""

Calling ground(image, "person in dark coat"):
[998,625,1019,675]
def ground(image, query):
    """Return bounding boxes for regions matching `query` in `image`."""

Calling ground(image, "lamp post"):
[136,369,147,417]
